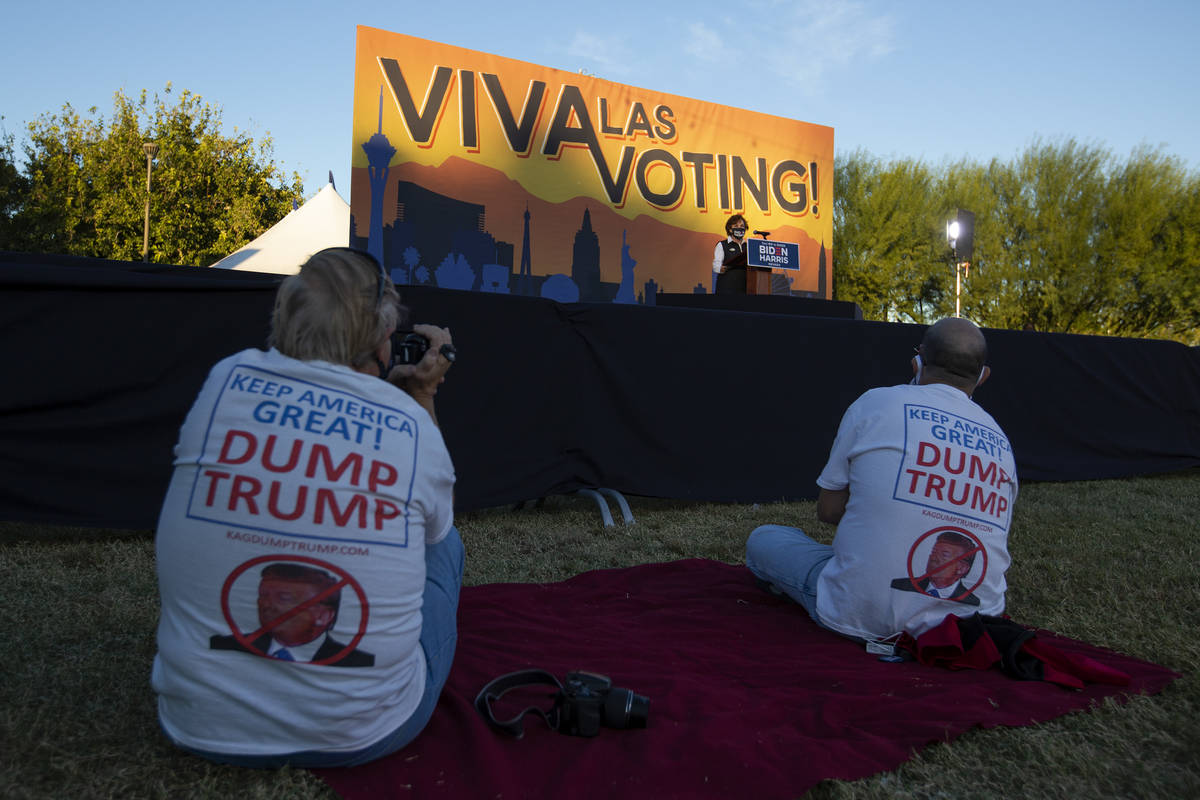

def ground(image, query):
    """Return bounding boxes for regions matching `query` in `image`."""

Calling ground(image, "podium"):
[746,266,772,294]
[717,238,800,295]
[744,237,802,295]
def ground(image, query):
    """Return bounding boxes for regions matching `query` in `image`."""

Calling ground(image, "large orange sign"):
[350,26,834,301]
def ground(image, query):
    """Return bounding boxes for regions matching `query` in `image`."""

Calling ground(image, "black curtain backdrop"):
[3,252,1198,529]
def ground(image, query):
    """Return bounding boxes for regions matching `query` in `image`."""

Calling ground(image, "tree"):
[833,140,1200,345]
[15,86,303,266]
[833,150,947,323]
[1093,147,1200,343]
[0,122,29,250]
[978,139,1111,334]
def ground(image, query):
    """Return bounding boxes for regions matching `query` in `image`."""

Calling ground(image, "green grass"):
[2,471,1197,799]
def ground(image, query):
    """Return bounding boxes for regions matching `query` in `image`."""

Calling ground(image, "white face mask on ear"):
[969,365,986,397]
[910,354,923,385]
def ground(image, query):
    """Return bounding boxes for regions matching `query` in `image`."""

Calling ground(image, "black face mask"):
[731,228,745,239]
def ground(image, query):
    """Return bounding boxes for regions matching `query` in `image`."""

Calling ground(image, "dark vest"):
[716,238,747,295]
[720,239,745,267]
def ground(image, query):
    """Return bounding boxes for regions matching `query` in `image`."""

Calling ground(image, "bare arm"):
[817,487,849,525]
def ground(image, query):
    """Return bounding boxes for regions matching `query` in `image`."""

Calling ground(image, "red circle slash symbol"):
[219,553,370,666]
[903,526,987,602]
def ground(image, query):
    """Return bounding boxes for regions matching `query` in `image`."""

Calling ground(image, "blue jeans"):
[178,526,465,768]
[745,524,834,627]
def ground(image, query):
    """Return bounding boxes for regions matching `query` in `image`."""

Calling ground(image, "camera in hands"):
[389,329,457,368]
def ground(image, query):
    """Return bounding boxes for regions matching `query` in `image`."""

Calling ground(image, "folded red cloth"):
[900,613,1131,689]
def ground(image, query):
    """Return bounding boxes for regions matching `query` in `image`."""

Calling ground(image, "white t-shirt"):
[152,348,455,756]
[815,382,1018,640]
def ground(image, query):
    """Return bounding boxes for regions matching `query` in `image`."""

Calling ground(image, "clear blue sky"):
[3,0,1197,197]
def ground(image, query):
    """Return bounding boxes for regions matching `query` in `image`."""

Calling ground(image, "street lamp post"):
[142,141,159,262]
[946,209,975,318]
[946,219,962,317]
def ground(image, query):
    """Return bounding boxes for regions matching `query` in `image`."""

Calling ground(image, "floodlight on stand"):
[946,211,974,318]
[954,208,975,262]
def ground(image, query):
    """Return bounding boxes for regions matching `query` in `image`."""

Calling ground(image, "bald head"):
[920,318,989,391]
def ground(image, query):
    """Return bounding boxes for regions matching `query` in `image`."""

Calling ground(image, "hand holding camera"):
[385,323,455,398]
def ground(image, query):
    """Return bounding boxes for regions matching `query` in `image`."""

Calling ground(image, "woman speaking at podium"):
[712,214,749,295]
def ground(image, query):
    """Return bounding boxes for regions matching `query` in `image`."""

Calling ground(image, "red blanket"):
[315,559,1179,800]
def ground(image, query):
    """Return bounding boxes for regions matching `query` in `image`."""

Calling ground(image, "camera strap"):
[473,669,564,738]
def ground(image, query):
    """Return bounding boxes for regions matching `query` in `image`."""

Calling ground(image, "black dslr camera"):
[557,671,650,737]
[390,330,431,366]
[389,329,457,367]
[474,668,649,739]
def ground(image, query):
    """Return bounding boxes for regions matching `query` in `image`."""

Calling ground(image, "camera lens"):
[602,688,649,729]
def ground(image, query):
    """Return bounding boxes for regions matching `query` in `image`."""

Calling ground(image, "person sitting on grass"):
[746,317,1018,643]
[152,247,460,767]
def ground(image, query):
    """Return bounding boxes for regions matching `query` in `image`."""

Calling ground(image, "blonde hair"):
[269,248,403,367]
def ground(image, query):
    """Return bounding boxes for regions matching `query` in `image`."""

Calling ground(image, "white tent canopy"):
[210,182,350,274]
